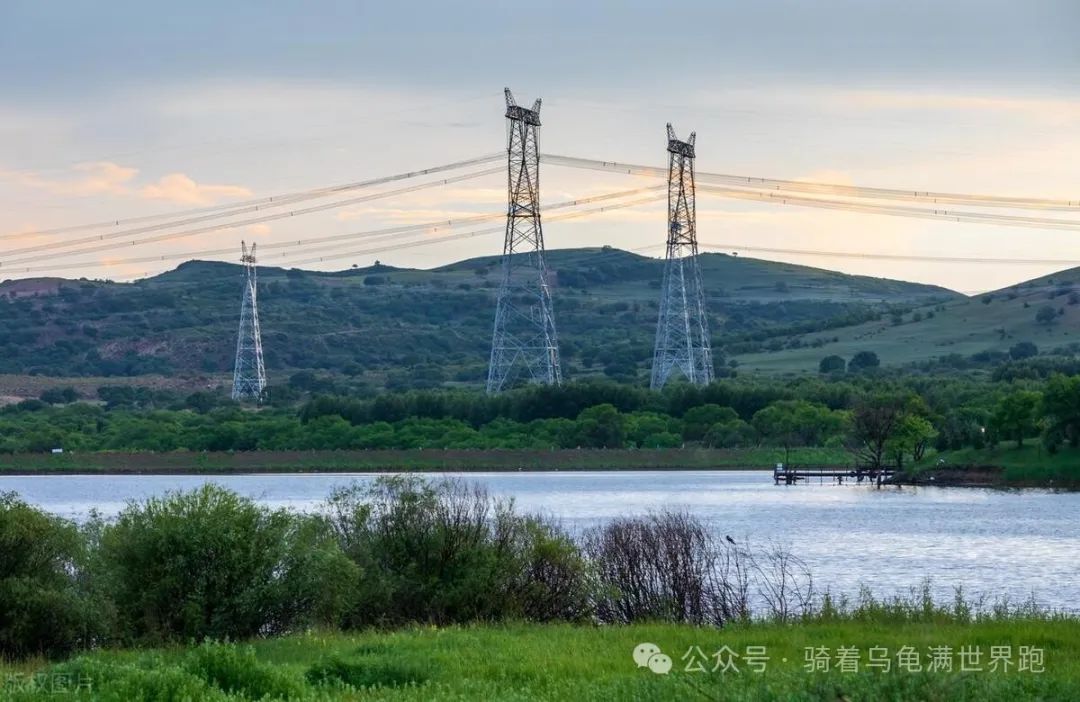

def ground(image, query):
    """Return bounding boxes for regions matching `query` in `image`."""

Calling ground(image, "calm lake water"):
[4,470,1078,611]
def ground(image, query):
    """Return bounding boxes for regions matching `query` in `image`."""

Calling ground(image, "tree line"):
[5,372,1080,468]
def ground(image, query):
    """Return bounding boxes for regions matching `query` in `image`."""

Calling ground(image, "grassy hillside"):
[0,248,955,390]
[734,270,1080,374]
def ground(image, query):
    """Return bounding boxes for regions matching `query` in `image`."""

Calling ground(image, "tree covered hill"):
[0,247,957,388]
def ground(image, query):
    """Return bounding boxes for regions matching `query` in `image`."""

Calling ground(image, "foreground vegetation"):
[3,476,1077,700]
[3,617,1077,701]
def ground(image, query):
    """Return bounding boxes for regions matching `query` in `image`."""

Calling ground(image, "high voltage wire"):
[0,167,505,264]
[696,186,1080,231]
[3,188,664,274]
[1,174,660,269]
[2,153,504,239]
[266,185,664,263]
[10,151,1080,284]
[698,242,1080,267]
[19,150,1075,245]
[277,195,666,267]
[540,154,1080,211]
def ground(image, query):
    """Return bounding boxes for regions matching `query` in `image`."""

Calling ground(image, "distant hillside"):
[0,247,957,389]
[735,269,1080,374]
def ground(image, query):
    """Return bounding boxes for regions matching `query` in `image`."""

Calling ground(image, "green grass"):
[915,444,1080,487]
[3,620,1078,700]
[0,447,853,475]
[734,273,1080,374]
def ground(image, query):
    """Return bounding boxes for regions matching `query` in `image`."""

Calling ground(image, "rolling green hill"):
[0,247,956,392]
[735,269,1080,374]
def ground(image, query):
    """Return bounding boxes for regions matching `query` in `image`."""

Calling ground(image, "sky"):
[1,0,1078,293]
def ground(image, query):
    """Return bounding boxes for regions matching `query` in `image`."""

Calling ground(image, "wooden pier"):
[773,465,895,486]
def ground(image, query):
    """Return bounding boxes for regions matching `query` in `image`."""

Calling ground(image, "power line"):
[278,194,666,267]
[541,154,1080,211]
[699,242,1080,267]
[2,152,503,239]
[697,185,1080,231]
[0,167,504,266]
[2,188,664,274]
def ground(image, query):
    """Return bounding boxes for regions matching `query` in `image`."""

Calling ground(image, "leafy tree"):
[39,387,79,405]
[639,431,682,448]
[0,493,100,658]
[885,415,937,470]
[818,355,846,374]
[625,412,678,448]
[848,394,907,470]
[1040,374,1080,448]
[990,390,1041,448]
[98,485,357,644]
[575,404,626,448]
[1009,342,1039,360]
[848,350,881,372]
[752,400,846,465]
[703,419,756,448]
[936,407,990,451]
[681,404,739,441]
[1036,305,1058,326]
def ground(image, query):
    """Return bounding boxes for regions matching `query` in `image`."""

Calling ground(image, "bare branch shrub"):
[583,510,747,625]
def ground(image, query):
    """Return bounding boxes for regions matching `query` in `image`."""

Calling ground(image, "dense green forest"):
[6,369,1080,473]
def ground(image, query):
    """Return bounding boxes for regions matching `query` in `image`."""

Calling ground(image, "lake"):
[3,470,1077,611]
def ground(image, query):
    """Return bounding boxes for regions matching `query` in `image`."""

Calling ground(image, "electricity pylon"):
[486,88,562,393]
[231,241,267,402]
[650,124,713,390]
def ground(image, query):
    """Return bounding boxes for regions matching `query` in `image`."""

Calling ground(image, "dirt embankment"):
[893,465,1006,487]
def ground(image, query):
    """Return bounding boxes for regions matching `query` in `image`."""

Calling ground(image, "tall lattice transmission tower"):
[650,124,713,390]
[486,88,562,393]
[231,241,267,402]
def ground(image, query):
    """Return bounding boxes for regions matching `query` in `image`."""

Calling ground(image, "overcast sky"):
[1,1,1078,292]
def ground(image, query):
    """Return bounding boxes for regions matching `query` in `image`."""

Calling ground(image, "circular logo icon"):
[647,653,673,675]
[633,642,661,668]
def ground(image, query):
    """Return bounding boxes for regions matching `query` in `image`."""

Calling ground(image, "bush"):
[96,485,358,644]
[48,656,231,702]
[848,350,881,372]
[1009,341,1039,360]
[185,641,306,700]
[0,493,99,659]
[583,511,742,625]
[818,355,846,374]
[306,656,428,689]
[39,387,79,405]
[703,419,756,448]
[325,477,593,626]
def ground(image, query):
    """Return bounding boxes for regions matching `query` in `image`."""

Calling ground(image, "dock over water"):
[773,465,895,486]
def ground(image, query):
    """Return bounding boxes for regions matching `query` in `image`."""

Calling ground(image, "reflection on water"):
[3,470,1078,610]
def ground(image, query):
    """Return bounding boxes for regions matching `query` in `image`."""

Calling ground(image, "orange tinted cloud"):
[140,173,251,204]
[0,161,136,196]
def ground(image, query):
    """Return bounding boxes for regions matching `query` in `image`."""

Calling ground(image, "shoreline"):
[0,448,841,476]
[895,465,1080,490]
[1,450,1071,488]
